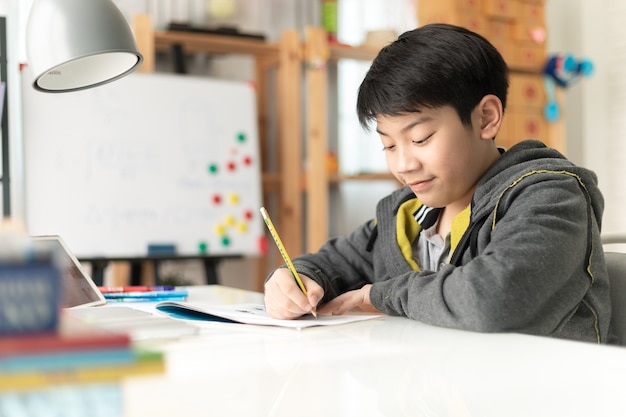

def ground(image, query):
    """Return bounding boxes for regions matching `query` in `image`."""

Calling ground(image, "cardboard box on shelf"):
[511,21,547,44]
[508,73,546,109]
[482,0,521,20]
[417,0,482,18]
[509,110,549,142]
[417,11,488,39]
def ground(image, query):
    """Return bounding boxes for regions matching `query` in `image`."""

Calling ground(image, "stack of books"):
[0,311,165,416]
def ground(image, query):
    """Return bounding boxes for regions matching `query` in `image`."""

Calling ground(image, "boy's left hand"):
[317,284,381,315]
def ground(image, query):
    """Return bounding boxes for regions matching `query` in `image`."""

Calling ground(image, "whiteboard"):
[21,71,264,259]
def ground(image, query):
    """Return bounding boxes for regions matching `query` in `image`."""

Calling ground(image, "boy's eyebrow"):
[376,115,433,137]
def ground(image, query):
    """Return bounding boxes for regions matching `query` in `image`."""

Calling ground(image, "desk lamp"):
[25,0,143,93]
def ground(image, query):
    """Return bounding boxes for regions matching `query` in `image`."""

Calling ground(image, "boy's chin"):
[411,192,444,209]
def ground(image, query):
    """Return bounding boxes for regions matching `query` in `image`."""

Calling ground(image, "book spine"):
[0,348,135,372]
[0,334,131,357]
[0,381,124,415]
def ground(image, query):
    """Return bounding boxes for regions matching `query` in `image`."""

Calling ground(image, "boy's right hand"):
[264,268,323,320]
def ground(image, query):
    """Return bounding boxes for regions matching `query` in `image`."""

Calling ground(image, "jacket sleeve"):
[369,172,602,336]
[290,219,377,303]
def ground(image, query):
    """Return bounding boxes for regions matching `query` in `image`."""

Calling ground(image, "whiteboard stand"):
[87,255,241,285]
[84,254,241,286]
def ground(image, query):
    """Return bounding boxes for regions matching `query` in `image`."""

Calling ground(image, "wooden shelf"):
[329,43,381,61]
[261,173,281,192]
[154,30,280,61]
[303,29,392,252]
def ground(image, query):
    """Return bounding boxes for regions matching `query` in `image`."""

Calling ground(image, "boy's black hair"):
[356,23,509,130]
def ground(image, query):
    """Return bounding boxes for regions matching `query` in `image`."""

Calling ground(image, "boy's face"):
[376,104,498,213]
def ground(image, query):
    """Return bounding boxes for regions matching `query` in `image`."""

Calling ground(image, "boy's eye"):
[413,133,434,145]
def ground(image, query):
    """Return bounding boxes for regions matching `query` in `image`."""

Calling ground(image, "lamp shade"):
[26,0,143,93]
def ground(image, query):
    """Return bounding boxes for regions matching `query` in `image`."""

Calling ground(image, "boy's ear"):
[477,95,503,140]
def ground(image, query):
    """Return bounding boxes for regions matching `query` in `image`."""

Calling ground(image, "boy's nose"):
[396,148,420,173]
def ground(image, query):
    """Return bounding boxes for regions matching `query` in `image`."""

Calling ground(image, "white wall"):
[546,0,625,236]
[550,0,608,176]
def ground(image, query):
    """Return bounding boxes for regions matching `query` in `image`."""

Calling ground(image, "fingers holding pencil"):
[264,268,323,320]
[302,275,322,318]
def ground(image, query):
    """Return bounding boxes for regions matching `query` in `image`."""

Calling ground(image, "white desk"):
[120,286,626,417]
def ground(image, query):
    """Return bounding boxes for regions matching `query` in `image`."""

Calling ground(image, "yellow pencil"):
[260,207,317,317]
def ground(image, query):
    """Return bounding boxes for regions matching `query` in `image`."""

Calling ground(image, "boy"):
[264,23,613,344]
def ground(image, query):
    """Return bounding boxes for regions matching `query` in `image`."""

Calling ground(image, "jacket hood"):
[474,140,604,230]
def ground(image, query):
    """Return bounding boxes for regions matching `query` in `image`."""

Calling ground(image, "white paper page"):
[156,301,382,329]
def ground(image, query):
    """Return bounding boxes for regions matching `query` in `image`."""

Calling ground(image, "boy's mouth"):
[408,178,433,193]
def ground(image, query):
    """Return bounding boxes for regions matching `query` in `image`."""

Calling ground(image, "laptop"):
[32,235,106,308]
[31,235,198,340]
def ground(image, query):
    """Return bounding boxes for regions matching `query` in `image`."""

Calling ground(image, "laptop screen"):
[31,235,106,308]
